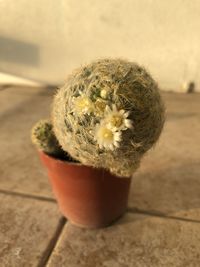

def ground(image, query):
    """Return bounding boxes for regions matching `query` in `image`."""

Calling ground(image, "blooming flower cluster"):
[95,104,132,150]
[72,88,133,150]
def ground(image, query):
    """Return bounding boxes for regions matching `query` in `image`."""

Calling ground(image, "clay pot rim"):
[38,150,131,179]
[38,150,90,167]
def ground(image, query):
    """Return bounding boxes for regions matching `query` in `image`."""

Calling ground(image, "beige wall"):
[0,0,199,91]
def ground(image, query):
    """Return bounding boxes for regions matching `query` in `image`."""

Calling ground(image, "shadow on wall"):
[0,35,39,66]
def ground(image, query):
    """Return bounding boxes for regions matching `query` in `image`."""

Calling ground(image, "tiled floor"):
[0,86,200,266]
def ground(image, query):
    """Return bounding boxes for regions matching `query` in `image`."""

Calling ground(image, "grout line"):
[37,216,67,267]
[1,186,200,225]
[127,207,200,224]
[0,189,56,203]
[0,84,55,95]
[0,85,12,91]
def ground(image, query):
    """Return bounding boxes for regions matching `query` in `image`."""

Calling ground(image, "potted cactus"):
[31,59,165,228]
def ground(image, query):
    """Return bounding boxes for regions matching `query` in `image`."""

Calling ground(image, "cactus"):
[31,119,65,158]
[52,58,165,177]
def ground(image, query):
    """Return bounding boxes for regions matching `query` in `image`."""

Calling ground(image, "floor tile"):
[129,93,200,219]
[0,193,62,267]
[0,86,55,197]
[47,211,200,267]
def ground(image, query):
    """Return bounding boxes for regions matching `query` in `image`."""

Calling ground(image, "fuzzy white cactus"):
[52,59,165,177]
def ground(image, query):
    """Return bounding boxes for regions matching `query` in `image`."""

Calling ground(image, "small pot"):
[39,151,131,228]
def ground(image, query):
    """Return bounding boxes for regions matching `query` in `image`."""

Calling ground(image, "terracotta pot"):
[39,151,131,228]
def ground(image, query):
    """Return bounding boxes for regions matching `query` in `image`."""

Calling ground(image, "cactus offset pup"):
[31,119,64,158]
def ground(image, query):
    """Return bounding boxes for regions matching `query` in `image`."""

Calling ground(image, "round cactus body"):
[52,59,165,177]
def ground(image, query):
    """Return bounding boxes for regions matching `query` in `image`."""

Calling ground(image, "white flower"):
[104,104,133,131]
[72,94,93,116]
[95,122,122,150]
